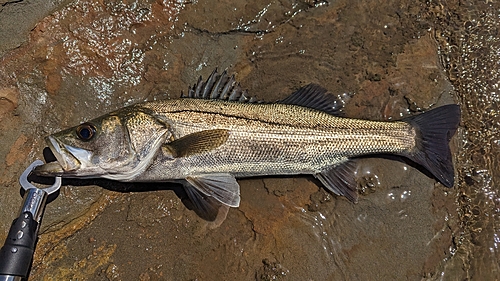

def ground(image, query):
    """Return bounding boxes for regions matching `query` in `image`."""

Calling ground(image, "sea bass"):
[35,69,460,213]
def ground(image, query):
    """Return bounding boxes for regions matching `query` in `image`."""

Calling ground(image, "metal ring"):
[19,160,62,195]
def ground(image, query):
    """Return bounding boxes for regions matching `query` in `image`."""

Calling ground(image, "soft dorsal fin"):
[181,68,259,103]
[163,129,229,158]
[279,84,351,116]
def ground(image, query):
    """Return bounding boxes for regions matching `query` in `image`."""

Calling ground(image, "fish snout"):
[35,136,83,174]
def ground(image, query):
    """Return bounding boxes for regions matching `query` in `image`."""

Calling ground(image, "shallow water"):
[427,1,500,278]
[0,0,498,280]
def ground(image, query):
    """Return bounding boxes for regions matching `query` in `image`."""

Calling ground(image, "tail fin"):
[403,104,460,187]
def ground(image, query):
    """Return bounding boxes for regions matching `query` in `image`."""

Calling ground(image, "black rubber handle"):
[0,212,38,278]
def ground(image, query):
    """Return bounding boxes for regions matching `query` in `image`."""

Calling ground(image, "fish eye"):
[76,123,96,141]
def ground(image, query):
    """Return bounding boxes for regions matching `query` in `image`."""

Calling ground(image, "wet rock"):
[182,0,314,34]
[105,263,121,281]
[239,178,316,235]
[389,35,450,111]
[239,179,288,235]
[257,258,289,281]
[5,134,29,166]
[0,0,483,279]
[262,177,296,197]
[43,243,117,280]
[0,87,18,119]
[424,0,500,278]
[0,0,69,54]
[126,191,184,227]
[307,188,332,212]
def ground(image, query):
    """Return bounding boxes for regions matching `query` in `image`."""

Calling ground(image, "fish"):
[35,69,460,218]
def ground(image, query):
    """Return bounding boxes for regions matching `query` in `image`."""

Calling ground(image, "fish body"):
[36,70,460,213]
[135,98,414,180]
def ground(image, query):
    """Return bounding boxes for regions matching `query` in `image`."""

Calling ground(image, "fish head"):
[35,107,170,180]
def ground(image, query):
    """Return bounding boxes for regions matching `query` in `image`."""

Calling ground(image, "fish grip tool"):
[0,160,61,281]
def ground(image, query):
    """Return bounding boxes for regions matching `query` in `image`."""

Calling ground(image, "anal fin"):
[315,160,359,202]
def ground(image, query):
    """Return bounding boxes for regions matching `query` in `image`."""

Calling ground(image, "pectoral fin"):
[183,184,230,224]
[315,160,359,203]
[163,129,229,158]
[186,173,241,207]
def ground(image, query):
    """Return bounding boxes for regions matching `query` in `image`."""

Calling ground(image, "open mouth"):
[34,136,89,176]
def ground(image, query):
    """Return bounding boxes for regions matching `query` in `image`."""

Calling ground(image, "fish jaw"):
[35,136,92,176]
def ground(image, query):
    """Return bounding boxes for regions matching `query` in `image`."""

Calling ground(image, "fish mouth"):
[34,136,91,176]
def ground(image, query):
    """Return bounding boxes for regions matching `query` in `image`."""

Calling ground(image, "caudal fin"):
[404,104,460,187]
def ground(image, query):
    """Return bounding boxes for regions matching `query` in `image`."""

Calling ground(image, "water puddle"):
[427,1,500,278]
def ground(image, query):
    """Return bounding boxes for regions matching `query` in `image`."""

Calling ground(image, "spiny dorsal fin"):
[279,84,351,116]
[181,68,258,103]
[163,129,229,158]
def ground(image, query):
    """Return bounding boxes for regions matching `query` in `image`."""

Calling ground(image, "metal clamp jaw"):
[0,160,62,281]
[18,160,61,223]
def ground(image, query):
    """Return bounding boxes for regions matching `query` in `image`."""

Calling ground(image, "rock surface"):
[0,0,498,280]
